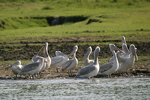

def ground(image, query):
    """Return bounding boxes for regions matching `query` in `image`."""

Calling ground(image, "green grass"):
[0,0,150,44]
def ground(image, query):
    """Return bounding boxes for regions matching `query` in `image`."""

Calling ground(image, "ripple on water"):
[0,78,150,100]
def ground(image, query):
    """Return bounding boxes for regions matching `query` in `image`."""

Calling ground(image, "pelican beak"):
[36,56,43,59]
[82,50,88,59]
[5,65,12,69]
[122,36,126,44]
[44,60,48,63]
[67,55,72,59]
[113,46,125,54]
[134,47,138,60]
[69,49,75,57]
[135,53,138,60]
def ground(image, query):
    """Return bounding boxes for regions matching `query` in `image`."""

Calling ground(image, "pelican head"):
[43,42,49,57]
[129,44,138,60]
[69,45,78,57]
[122,36,126,44]
[6,60,21,69]
[122,43,129,53]
[94,46,100,55]
[83,46,92,59]
[109,44,125,54]
[55,51,62,56]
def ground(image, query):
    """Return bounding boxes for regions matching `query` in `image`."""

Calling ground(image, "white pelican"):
[117,44,138,76]
[18,56,47,76]
[75,46,100,79]
[32,46,44,62]
[121,36,131,58]
[6,60,23,77]
[98,44,125,77]
[32,42,51,71]
[41,42,51,70]
[50,51,69,72]
[61,45,78,76]
[83,46,94,66]
[109,36,129,62]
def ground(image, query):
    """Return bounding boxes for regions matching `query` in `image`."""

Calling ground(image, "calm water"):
[0,78,150,100]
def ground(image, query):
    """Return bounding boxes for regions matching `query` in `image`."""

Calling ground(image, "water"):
[0,78,150,100]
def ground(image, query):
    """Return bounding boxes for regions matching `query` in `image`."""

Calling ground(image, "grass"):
[0,0,150,44]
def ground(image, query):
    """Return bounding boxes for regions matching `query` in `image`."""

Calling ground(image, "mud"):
[0,37,150,80]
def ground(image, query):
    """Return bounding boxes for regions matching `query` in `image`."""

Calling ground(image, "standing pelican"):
[32,42,51,71]
[117,44,138,76]
[75,46,100,79]
[61,45,78,76]
[6,60,23,77]
[98,44,125,77]
[41,42,51,70]
[50,51,69,72]
[18,56,47,76]
[109,36,129,62]
[83,46,94,66]
[121,36,131,57]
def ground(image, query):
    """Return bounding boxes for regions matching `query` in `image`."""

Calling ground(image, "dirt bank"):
[0,38,150,80]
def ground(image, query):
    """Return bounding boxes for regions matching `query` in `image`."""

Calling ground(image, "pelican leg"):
[16,74,18,78]
[70,70,72,76]
[126,71,130,77]
[68,71,70,76]
[37,72,42,78]
[120,72,124,77]
[56,68,60,73]
[109,74,112,78]
[32,74,34,79]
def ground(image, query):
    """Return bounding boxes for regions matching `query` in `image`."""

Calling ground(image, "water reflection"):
[0,78,150,100]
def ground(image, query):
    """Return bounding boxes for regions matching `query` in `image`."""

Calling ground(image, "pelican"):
[117,44,138,76]
[75,46,100,79]
[18,56,47,77]
[109,36,129,62]
[61,45,78,76]
[83,46,94,66]
[32,42,51,71]
[41,42,51,70]
[50,51,69,72]
[32,46,44,62]
[121,36,131,58]
[98,44,125,77]
[6,60,23,77]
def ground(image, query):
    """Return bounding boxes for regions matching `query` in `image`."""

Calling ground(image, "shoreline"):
[1,64,150,80]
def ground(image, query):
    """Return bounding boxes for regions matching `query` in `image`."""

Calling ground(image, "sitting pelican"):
[83,46,94,66]
[6,60,23,77]
[61,45,78,76]
[18,56,47,77]
[75,46,100,79]
[117,44,138,76]
[98,44,125,77]
[50,51,70,72]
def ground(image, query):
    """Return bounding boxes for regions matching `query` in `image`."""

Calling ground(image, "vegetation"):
[0,0,149,79]
[0,0,150,61]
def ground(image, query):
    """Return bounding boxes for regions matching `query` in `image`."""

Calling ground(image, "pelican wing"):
[117,54,129,63]
[18,65,23,70]
[21,62,40,72]
[99,62,113,73]
[61,59,74,71]
[51,56,64,65]
[77,64,96,75]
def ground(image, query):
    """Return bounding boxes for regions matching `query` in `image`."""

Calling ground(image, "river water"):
[0,77,150,100]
